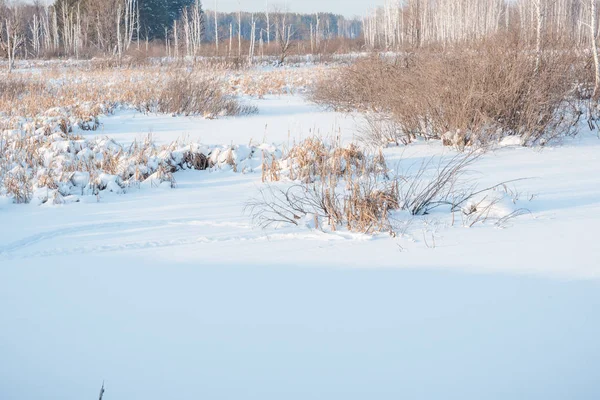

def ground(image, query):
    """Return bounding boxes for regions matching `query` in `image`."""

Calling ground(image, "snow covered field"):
[1,94,600,399]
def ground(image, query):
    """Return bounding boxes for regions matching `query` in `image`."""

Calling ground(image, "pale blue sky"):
[24,1,381,19]
[209,0,384,18]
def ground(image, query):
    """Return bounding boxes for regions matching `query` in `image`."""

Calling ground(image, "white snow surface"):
[98,95,355,146]
[1,94,600,400]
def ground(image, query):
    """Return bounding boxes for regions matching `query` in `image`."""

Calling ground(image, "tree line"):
[0,0,361,65]
[363,0,597,49]
[2,0,599,69]
[0,0,199,61]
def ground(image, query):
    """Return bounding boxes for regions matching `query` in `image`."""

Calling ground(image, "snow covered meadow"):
[1,61,600,399]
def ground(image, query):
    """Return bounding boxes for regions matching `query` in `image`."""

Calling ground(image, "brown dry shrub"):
[311,34,583,147]
[150,73,257,117]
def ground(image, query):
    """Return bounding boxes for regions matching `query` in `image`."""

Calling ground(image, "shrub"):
[311,35,583,148]
[144,72,257,117]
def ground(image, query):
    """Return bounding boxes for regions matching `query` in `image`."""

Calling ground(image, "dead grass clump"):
[0,78,45,102]
[248,144,527,235]
[250,139,397,234]
[0,77,47,116]
[3,167,33,204]
[343,179,399,233]
[0,67,258,119]
[247,178,399,235]
[262,138,370,184]
[0,122,269,204]
[311,35,583,147]
[397,153,480,216]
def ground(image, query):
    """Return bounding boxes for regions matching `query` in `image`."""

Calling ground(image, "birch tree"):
[265,0,270,46]
[533,0,545,72]
[214,0,218,53]
[587,0,600,98]
[248,13,256,64]
[273,8,293,64]
[182,0,203,59]
[237,3,241,57]
[3,8,25,72]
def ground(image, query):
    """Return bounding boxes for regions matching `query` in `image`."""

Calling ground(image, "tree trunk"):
[214,1,219,54]
[535,0,543,72]
[592,0,600,99]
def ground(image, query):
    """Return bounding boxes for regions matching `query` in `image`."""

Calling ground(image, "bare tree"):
[237,2,241,57]
[533,0,545,72]
[361,0,583,51]
[0,1,7,59]
[2,6,25,71]
[173,19,178,58]
[123,0,138,52]
[182,0,204,59]
[214,0,218,53]
[590,0,600,98]
[30,12,40,57]
[273,7,294,64]
[248,12,256,64]
[228,21,232,56]
[87,0,121,55]
[265,0,270,46]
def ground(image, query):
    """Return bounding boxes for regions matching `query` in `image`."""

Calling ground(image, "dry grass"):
[0,67,260,119]
[261,137,384,184]
[0,62,335,206]
[0,119,272,204]
[249,138,395,234]
[248,138,528,234]
[247,179,399,234]
[0,63,331,118]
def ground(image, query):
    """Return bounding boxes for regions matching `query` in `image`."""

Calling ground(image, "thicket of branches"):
[311,0,600,148]
[312,34,585,148]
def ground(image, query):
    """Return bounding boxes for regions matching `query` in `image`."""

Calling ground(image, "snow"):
[2,256,600,400]
[96,95,357,146]
[1,93,600,400]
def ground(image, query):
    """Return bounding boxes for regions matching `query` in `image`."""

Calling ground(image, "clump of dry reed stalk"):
[248,139,527,235]
[249,138,397,234]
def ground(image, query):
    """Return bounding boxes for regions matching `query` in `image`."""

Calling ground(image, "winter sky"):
[21,1,381,18]
[211,0,384,17]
